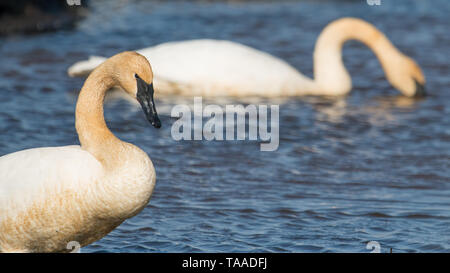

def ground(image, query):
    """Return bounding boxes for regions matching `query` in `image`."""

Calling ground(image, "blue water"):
[0,0,449,252]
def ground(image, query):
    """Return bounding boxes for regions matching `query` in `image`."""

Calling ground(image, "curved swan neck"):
[313,18,400,95]
[75,64,122,166]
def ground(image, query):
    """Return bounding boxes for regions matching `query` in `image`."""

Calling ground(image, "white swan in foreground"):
[0,52,161,253]
[68,17,426,97]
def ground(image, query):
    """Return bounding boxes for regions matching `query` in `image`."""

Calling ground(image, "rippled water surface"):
[0,0,449,252]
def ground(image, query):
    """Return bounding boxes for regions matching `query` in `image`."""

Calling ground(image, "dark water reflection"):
[0,0,449,252]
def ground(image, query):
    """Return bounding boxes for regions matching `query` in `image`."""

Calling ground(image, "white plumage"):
[0,52,158,253]
[68,18,425,97]
[69,39,316,96]
[0,146,102,209]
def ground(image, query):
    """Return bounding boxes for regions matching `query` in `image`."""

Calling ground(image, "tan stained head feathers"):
[382,54,426,97]
[105,51,154,97]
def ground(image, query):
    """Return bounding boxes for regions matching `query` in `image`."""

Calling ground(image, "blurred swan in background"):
[0,52,161,253]
[68,17,426,97]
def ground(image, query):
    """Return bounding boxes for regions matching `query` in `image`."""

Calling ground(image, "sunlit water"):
[0,0,449,252]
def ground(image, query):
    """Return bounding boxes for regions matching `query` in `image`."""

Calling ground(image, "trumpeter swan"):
[0,52,161,253]
[68,17,426,97]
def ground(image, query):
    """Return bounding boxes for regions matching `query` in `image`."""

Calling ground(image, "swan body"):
[0,52,161,252]
[70,40,317,97]
[68,18,426,97]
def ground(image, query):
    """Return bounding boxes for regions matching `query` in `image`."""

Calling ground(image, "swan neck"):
[313,18,399,95]
[75,65,123,165]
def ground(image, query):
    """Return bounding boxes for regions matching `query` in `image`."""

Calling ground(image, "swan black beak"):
[136,75,161,128]
[413,79,426,98]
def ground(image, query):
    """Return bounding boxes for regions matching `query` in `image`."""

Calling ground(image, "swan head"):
[385,55,426,98]
[111,51,161,128]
